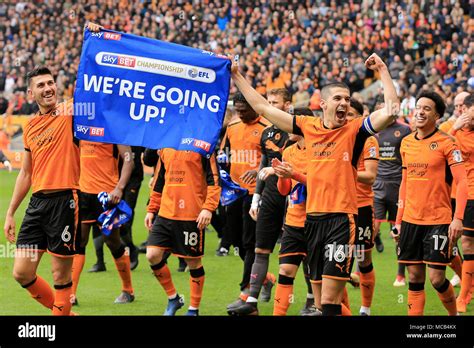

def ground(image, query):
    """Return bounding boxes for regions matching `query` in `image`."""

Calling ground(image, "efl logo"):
[104,32,121,41]
[89,127,104,137]
[187,68,210,79]
[193,139,211,152]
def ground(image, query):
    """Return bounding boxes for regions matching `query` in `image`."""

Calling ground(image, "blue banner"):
[219,169,248,206]
[73,29,231,155]
[289,183,306,205]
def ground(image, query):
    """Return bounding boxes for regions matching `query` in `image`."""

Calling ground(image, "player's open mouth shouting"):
[336,107,347,122]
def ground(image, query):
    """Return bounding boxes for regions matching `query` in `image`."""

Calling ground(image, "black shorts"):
[16,190,79,257]
[355,205,375,252]
[305,213,357,282]
[373,180,399,223]
[279,224,307,259]
[79,192,102,223]
[463,200,474,238]
[255,192,286,251]
[148,216,205,258]
[398,222,452,265]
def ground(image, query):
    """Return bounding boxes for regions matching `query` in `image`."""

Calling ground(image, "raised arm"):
[231,62,294,133]
[365,54,400,132]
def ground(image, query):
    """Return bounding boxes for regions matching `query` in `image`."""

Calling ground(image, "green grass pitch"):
[0,170,469,315]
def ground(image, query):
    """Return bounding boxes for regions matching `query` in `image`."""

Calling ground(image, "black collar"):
[414,128,438,140]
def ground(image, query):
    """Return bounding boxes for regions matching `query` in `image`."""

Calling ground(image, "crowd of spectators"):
[0,0,473,119]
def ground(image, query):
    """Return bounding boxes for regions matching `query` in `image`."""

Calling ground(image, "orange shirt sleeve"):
[444,140,464,168]
[147,154,165,213]
[147,191,162,214]
[23,125,30,151]
[451,164,468,221]
[201,153,222,212]
[291,171,307,185]
[277,177,292,195]
[363,136,379,161]
[293,115,310,136]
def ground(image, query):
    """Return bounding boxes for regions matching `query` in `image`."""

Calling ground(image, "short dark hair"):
[233,91,249,106]
[267,88,291,103]
[464,93,474,108]
[26,66,53,86]
[292,107,314,116]
[416,91,446,117]
[321,82,350,99]
[350,98,364,116]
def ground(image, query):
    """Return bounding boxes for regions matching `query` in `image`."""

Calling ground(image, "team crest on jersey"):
[369,147,377,158]
[275,133,281,141]
[394,130,401,137]
[452,150,463,163]
[252,130,259,137]
[429,142,438,150]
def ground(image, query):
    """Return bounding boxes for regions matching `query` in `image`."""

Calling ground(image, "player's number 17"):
[432,234,447,251]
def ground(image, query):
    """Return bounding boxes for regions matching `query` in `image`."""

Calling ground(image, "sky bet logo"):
[187,68,210,79]
[181,137,211,152]
[101,54,136,68]
[76,125,104,137]
[90,32,121,40]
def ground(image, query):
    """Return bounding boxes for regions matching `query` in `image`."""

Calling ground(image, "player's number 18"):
[183,231,198,246]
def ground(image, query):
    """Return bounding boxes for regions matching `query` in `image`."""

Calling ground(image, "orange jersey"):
[149,148,221,220]
[400,129,464,225]
[79,141,119,194]
[293,116,371,214]
[454,128,474,199]
[282,143,307,228]
[221,117,269,194]
[356,136,379,207]
[438,119,454,133]
[23,99,80,193]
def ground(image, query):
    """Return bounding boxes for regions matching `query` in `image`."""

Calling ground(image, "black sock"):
[322,304,341,316]
[359,263,373,274]
[278,274,294,285]
[93,236,105,264]
[240,250,255,291]
[398,263,405,276]
[434,279,450,294]
[111,244,126,259]
[248,254,270,300]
